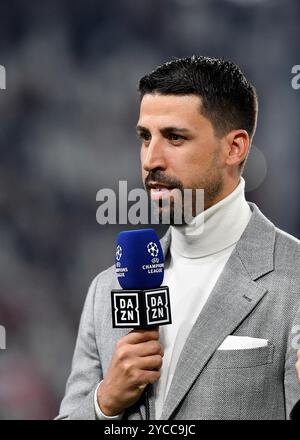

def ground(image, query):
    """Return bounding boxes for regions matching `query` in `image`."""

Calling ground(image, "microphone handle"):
[144,384,151,420]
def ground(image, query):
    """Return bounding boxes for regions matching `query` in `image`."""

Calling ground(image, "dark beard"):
[145,169,224,226]
[145,170,184,225]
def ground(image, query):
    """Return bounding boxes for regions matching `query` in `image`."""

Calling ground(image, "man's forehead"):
[140,93,202,110]
[137,93,204,128]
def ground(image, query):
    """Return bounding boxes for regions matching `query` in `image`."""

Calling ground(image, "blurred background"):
[0,0,299,419]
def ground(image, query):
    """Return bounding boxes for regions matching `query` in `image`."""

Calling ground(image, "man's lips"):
[147,181,177,200]
[147,181,173,190]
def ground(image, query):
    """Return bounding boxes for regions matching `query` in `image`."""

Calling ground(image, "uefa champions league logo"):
[116,245,122,261]
[147,242,160,263]
[147,242,159,257]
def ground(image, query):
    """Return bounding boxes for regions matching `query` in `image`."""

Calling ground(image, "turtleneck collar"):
[170,177,252,259]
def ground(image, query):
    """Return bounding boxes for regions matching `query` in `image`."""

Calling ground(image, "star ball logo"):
[116,245,122,261]
[147,242,159,258]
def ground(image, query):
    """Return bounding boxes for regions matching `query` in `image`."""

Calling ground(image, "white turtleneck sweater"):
[154,177,252,419]
[95,177,252,420]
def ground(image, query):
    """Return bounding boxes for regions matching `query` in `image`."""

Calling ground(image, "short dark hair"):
[138,56,258,170]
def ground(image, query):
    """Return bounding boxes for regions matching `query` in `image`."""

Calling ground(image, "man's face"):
[137,93,227,223]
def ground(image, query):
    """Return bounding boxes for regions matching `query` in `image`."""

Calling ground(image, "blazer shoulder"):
[273,227,300,288]
[275,226,300,254]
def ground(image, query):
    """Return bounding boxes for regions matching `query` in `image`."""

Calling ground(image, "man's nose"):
[142,138,167,172]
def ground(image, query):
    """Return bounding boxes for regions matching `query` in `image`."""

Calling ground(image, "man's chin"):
[150,192,200,225]
[150,205,187,226]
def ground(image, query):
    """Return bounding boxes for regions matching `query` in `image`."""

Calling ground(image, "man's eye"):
[168,133,184,141]
[138,132,151,142]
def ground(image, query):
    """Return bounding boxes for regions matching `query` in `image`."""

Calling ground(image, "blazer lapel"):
[159,203,276,420]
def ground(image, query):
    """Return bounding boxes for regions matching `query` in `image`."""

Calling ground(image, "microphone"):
[111,229,172,329]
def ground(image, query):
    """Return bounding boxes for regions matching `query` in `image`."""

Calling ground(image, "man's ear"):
[224,129,250,168]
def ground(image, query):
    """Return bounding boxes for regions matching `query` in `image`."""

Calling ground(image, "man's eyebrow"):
[136,125,150,133]
[160,127,191,135]
[136,125,192,134]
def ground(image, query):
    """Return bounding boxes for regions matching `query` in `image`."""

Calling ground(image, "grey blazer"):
[56,203,300,420]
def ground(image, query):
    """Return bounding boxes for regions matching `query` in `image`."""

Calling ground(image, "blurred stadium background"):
[0,0,299,419]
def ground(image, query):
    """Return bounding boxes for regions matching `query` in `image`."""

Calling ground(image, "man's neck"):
[170,177,252,258]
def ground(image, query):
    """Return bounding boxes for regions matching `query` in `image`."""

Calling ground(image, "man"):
[57,56,300,420]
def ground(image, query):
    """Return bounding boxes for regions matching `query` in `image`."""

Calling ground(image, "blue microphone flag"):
[115,229,164,290]
[111,229,172,328]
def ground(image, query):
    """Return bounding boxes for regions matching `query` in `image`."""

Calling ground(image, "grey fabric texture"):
[56,203,300,420]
